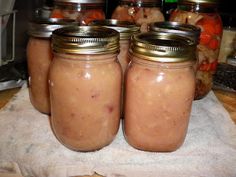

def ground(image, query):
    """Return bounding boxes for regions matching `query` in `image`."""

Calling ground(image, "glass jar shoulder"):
[127,57,195,83]
[50,53,121,82]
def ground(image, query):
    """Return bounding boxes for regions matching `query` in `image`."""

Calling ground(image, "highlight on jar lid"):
[178,0,219,4]
[28,18,79,38]
[149,21,201,45]
[89,19,140,40]
[53,0,104,3]
[120,0,162,6]
[130,32,196,62]
[52,26,120,54]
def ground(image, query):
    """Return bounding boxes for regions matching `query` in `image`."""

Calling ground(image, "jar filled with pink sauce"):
[50,26,122,151]
[124,32,196,152]
[89,19,140,115]
[26,18,77,114]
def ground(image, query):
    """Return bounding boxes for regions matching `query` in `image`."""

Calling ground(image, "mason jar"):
[89,19,140,116]
[124,32,196,152]
[111,0,165,32]
[149,21,200,71]
[50,0,105,25]
[50,26,122,151]
[169,0,223,99]
[26,18,77,114]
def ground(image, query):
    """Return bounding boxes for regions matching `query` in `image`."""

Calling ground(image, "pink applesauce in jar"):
[26,18,77,114]
[169,0,223,99]
[50,26,121,151]
[124,32,196,152]
[89,19,139,116]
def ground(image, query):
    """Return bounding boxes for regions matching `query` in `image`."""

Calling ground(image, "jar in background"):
[50,26,121,151]
[26,18,77,114]
[124,32,196,152]
[89,19,140,116]
[111,0,164,32]
[169,0,223,100]
[149,21,200,71]
[50,0,105,25]
[89,19,140,76]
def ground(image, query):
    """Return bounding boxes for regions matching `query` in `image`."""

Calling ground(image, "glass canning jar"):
[50,0,105,25]
[89,19,140,116]
[50,26,122,151]
[124,32,196,152]
[26,18,76,114]
[149,21,200,71]
[169,0,223,100]
[111,0,165,32]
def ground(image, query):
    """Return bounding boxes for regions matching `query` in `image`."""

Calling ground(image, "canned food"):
[124,32,196,152]
[50,26,122,151]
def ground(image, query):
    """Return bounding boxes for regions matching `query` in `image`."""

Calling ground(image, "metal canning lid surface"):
[149,22,201,44]
[28,18,79,38]
[130,32,196,62]
[54,0,104,3]
[89,19,140,40]
[178,0,219,4]
[52,26,120,55]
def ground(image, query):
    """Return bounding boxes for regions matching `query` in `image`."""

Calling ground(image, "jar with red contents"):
[111,0,165,32]
[169,0,223,100]
[50,0,105,25]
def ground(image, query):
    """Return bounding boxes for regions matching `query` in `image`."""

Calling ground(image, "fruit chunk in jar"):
[50,8,105,25]
[124,57,195,152]
[170,10,223,99]
[49,54,122,151]
[112,6,164,32]
[26,37,52,114]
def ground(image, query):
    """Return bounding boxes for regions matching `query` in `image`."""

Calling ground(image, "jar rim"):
[52,26,120,55]
[130,32,196,62]
[89,19,140,40]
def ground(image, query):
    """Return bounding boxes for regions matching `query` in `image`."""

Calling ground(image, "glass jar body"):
[50,2,105,25]
[26,37,52,114]
[124,56,195,152]
[170,2,223,99]
[111,0,164,32]
[49,53,122,151]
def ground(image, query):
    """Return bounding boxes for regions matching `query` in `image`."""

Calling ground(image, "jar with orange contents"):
[111,0,165,32]
[50,0,105,25]
[169,0,223,99]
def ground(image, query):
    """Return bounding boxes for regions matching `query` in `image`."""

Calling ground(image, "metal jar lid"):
[130,32,196,62]
[178,0,219,4]
[52,26,120,55]
[149,22,201,45]
[89,19,140,40]
[28,18,79,38]
[54,0,104,3]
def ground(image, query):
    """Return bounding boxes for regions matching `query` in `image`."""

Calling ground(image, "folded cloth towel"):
[0,86,236,177]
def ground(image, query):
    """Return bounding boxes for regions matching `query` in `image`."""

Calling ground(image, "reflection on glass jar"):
[124,32,196,152]
[26,18,77,114]
[50,0,105,25]
[169,0,223,100]
[50,26,122,151]
[111,0,164,32]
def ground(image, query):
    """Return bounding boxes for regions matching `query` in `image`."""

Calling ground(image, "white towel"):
[0,86,236,177]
